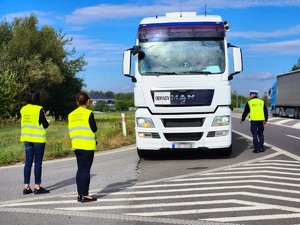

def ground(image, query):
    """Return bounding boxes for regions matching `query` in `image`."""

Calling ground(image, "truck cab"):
[123,12,243,158]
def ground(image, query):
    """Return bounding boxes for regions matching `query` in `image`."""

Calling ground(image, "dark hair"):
[76,92,90,105]
[26,90,41,105]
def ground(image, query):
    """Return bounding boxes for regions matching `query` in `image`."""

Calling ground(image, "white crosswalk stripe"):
[3,152,299,225]
[2,136,300,225]
[232,112,300,129]
[78,156,300,224]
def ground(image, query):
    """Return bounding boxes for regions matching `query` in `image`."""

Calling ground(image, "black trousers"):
[74,149,94,196]
[250,121,264,151]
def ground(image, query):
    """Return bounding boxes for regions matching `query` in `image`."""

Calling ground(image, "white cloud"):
[69,34,125,51]
[65,0,300,24]
[69,34,127,66]
[200,0,300,8]
[239,72,274,80]
[65,3,184,24]
[246,39,300,55]
[2,11,55,25]
[229,25,300,40]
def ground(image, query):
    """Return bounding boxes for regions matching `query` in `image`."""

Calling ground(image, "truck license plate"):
[172,142,194,149]
[154,92,171,105]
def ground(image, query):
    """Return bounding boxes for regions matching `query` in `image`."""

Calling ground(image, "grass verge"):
[0,111,135,166]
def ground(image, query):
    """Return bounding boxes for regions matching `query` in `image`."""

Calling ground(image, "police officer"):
[68,92,97,202]
[240,90,268,153]
[20,90,50,195]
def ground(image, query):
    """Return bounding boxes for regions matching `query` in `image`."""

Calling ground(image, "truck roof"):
[140,12,222,25]
[277,69,300,78]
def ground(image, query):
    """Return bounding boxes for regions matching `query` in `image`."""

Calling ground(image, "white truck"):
[123,12,243,158]
[269,69,300,118]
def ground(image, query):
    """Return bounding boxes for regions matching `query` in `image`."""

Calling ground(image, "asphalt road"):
[1,113,300,225]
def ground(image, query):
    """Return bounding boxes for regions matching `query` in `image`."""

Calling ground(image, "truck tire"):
[137,148,153,158]
[137,148,145,158]
[295,108,299,119]
[221,145,232,157]
[279,108,283,117]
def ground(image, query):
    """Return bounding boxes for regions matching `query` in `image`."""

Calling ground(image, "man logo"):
[171,94,195,104]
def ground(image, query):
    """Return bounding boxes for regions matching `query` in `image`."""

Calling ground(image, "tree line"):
[292,57,300,71]
[231,92,270,111]
[0,14,86,120]
[89,90,134,112]
[0,14,135,120]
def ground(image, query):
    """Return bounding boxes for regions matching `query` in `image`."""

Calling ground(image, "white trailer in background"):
[269,69,300,118]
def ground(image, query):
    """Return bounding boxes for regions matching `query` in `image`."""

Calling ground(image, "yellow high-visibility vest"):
[20,104,46,143]
[68,107,96,150]
[248,98,265,121]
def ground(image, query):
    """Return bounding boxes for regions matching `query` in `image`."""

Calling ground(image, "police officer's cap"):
[249,90,258,95]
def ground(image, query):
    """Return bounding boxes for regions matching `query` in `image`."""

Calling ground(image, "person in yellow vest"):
[240,90,268,153]
[20,90,50,195]
[68,92,97,203]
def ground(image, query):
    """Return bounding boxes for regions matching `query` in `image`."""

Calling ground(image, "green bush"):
[0,112,135,166]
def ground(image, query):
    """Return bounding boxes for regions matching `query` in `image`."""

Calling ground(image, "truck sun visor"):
[138,22,226,41]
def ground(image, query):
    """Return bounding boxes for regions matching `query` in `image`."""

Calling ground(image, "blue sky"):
[1,0,300,96]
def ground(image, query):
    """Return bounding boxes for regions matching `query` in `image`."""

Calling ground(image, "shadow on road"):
[139,132,253,160]
[95,179,138,198]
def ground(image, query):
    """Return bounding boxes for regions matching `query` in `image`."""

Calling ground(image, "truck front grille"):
[162,118,203,127]
[164,133,203,141]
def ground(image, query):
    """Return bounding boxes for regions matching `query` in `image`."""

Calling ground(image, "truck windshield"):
[138,39,225,75]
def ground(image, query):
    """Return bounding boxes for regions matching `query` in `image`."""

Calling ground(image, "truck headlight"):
[212,116,230,126]
[136,117,155,128]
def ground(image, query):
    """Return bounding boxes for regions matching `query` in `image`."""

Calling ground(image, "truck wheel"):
[137,148,145,158]
[137,149,153,158]
[221,145,232,157]
[295,108,299,119]
[279,109,283,117]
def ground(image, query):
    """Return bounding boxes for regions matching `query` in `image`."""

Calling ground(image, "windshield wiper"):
[143,71,214,75]
[181,71,213,74]
[143,72,178,75]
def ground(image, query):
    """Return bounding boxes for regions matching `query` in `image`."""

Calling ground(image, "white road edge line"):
[287,134,300,140]
[0,145,136,170]
[233,130,300,162]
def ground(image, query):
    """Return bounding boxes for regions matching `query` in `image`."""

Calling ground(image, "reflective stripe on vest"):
[248,98,265,121]
[20,104,46,143]
[68,107,96,150]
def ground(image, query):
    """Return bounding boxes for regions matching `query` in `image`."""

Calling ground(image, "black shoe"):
[253,150,260,153]
[77,195,82,202]
[34,187,50,194]
[259,147,265,152]
[23,188,33,195]
[81,196,97,203]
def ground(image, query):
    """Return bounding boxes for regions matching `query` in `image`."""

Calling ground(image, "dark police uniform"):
[240,91,268,153]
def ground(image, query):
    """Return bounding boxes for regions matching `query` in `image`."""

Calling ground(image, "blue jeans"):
[250,121,264,151]
[24,142,46,185]
[74,150,94,196]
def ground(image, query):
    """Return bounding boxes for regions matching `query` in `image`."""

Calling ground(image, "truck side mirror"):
[123,50,132,75]
[123,49,137,82]
[228,47,243,80]
[233,47,243,73]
